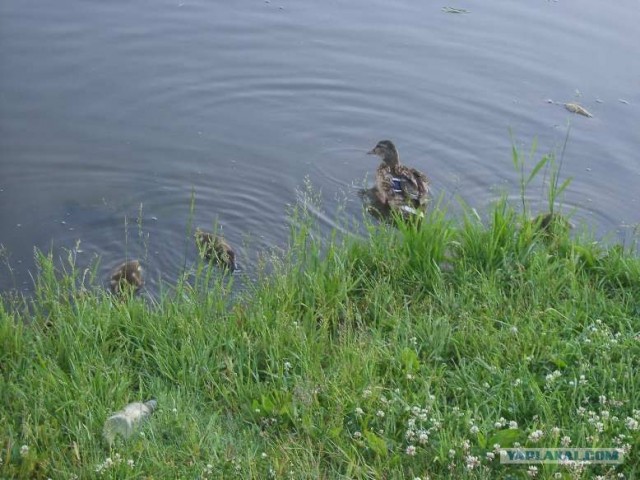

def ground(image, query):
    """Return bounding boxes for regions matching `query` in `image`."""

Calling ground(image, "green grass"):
[1,150,640,479]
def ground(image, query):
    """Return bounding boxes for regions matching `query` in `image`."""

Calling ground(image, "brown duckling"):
[367,140,430,217]
[195,228,236,271]
[109,260,144,295]
[532,212,572,237]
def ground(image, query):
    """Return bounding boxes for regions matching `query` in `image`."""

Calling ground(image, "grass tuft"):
[1,144,639,479]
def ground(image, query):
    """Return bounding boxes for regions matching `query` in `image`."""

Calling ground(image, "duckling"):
[109,260,144,295]
[367,140,430,217]
[195,228,236,271]
[532,212,572,237]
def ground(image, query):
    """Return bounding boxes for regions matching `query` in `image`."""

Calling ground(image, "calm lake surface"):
[1,0,639,293]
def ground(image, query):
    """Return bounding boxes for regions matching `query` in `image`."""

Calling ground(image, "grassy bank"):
[2,158,640,479]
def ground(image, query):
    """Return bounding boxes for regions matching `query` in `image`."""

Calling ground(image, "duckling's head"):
[368,140,399,166]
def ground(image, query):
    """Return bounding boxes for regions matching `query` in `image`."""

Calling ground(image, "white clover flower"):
[465,455,480,470]
[470,425,479,435]
[353,431,362,439]
[418,431,429,444]
[493,443,501,453]
[482,382,490,389]
[550,426,561,436]
[127,459,135,468]
[625,417,639,430]
[561,435,572,447]
[406,445,416,456]
[511,326,518,334]
[19,445,29,457]
[527,465,538,478]
[509,420,518,429]
[494,417,507,429]
[545,370,562,386]
[528,430,544,443]
[204,464,213,474]
[363,388,372,398]
[448,448,456,458]
[376,410,385,418]
[355,407,364,416]
[284,361,292,371]
[486,452,495,461]
[512,378,522,387]
[261,452,268,459]
[406,373,414,381]
[461,439,471,451]
[579,375,588,385]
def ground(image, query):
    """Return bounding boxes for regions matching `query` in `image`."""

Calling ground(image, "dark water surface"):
[1,0,639,293]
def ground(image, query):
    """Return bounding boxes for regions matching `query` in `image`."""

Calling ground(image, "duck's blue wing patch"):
[391,177,404,193]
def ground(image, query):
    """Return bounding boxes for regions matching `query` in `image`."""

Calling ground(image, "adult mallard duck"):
[195,228,236,271]
[109,260,144,295]
[367,140,430,216]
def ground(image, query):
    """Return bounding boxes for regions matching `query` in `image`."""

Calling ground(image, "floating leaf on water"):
[564,103,593,118]
[442,6,469,14]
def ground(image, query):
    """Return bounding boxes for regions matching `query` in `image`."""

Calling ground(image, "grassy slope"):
[1,194,639,479]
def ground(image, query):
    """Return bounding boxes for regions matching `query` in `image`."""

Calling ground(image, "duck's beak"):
[367,148,376,155]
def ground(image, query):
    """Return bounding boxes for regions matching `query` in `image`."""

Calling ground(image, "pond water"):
[1,0,639,293]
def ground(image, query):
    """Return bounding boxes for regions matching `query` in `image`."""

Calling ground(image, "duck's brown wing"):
[392,166,430,206]
[407,167,430,202]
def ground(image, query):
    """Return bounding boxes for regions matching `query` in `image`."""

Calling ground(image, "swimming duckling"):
[195,229,236,271]
[367,140,430,217]
[109,260,144,295]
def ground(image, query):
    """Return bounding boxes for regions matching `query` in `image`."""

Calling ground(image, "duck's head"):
[368,140,399,166]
